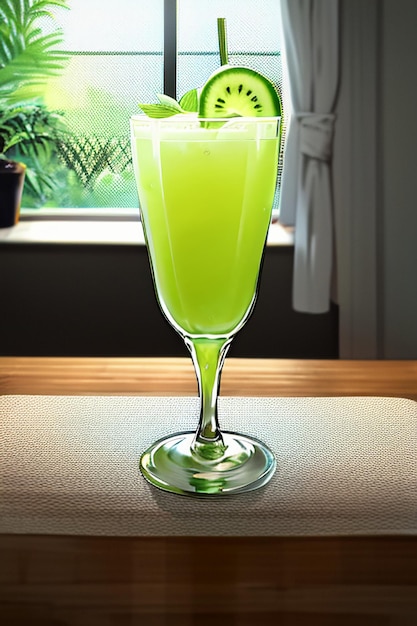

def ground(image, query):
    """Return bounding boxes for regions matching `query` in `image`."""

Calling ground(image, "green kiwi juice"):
[130,116,279,337]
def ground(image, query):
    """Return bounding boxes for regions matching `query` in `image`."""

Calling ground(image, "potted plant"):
[0,0,69,227]
[0,111,27,227]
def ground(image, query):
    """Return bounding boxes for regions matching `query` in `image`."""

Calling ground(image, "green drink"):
[131,115,280,496]
[131,117,279,337]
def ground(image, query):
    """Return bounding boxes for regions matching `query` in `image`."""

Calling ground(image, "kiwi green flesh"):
[199,67,281,118]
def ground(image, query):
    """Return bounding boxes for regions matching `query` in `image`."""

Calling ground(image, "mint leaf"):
[138,103,182,118]
[138,94,189,118]
[179,89,199,112]
[156,93,184,112]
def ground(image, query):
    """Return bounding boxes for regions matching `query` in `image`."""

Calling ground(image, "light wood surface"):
[1,357,417,625]
[1,356,417,399]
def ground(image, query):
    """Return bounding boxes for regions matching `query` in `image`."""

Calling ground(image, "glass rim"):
[130,114,281,123]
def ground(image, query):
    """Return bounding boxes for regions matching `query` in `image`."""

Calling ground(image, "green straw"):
[217,17,229,66]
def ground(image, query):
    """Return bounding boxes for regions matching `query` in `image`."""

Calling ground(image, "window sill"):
[0,209,294,247]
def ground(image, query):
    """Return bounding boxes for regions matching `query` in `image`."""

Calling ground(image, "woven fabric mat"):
[1,395,416,536]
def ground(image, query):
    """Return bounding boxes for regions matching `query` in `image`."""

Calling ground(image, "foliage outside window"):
[1,0,284,210]
[0,0,70,205]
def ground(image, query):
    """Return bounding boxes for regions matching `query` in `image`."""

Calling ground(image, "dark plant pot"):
[0,158,27,228]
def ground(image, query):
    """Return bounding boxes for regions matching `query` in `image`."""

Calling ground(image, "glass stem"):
[185,336,232,461]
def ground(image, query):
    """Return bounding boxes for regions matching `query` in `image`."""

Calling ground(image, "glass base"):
[140,431,276,497]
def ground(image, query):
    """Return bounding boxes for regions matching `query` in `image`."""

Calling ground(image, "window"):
[40,0,164,209]
[19,0,286,211]
[177,0,286,211]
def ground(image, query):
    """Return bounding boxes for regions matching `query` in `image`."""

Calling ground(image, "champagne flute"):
[130,115,280,496]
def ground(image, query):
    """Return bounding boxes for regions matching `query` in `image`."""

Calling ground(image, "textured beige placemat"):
[1,395,416,536]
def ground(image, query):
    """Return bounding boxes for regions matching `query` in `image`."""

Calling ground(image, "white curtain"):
[279,0,339,313]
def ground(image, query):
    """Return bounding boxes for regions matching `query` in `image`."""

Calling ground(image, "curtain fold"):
[279,0,339,313]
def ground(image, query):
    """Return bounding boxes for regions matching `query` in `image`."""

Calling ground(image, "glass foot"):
[140,431,276,496]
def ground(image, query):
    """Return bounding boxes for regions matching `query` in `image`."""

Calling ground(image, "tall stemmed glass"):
[130,115,280,496]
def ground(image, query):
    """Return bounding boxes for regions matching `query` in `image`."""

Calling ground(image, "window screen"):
[177,0,285,206]
[40,0,164,209]
[21,0,285,210]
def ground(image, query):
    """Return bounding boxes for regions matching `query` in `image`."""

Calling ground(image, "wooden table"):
[1,356,417,399]
[1,357,417,626]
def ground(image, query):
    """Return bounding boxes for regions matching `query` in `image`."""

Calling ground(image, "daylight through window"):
[12,0,286,210]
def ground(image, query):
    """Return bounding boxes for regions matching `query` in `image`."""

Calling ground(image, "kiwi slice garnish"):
[199,65,282,119]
